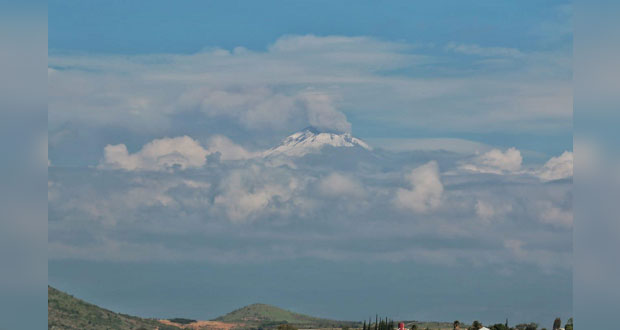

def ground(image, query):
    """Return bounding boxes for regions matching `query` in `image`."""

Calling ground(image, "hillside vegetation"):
[48,286,178,330]
[50,286,554,330]
[214,303,359,328]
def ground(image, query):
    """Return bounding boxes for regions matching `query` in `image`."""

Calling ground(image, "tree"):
[277,324,298,330]
[489,323,509,330]
[553,318,561,330]
[363,320,367,330]
[515,323,538,330]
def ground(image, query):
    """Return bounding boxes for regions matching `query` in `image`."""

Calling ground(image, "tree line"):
[357,316,573,330]
[362,315,396,330]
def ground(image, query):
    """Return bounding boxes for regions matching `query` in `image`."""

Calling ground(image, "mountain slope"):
[264,127,371,157]
[214,303,359,328]
[48,286,178,330]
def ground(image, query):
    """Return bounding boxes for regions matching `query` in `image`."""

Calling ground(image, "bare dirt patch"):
[160,319,245,330]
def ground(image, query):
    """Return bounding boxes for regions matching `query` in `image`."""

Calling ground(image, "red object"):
[399,323,405,330]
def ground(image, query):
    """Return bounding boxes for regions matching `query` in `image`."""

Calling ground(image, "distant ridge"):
[214,303,359,328]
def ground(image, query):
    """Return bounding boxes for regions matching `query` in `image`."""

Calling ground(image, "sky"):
[48,0,573,327]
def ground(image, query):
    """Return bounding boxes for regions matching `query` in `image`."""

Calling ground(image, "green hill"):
[214,303,359,328]
[48,286,178,330]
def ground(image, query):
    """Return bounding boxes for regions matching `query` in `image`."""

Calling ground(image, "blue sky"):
[48,0,573,326]
[49,0,570,54]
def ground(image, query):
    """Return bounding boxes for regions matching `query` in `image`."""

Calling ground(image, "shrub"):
[489,323,509,330]
[168,318,197,325]
[278,324,298,330]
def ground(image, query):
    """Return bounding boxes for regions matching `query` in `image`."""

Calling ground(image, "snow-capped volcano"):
[263,127,372,157]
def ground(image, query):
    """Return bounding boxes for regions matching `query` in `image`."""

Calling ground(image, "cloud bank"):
[536,151,573,181]
[100,136,209,171]
[460,147,523,174]
[48,34,572,162]
[48,34,572,276]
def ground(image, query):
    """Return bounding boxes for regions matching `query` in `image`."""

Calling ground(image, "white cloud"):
[366,137,492,154]
[504,239,527,259]
[460,147,523,174]
[475,199,513,222]
[536,151,573,181]
[99,135,264,170]
[445,42,524,58]
[180,179,211,189]
[50,152,572,272]
[179,87,351,134]
[475,200,495,220]
[100,136,209,171]
[395,161,443,213]
[214,167,298,223]
[49,35,571,140]
[539,201,573,228]
[504,238,571,272]
[318,173,365,198]
[207,135,259,161]
[47,34,573,273]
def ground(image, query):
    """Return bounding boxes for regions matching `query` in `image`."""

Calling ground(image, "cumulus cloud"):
[50,175,211,228]
[213,167,299,223]
[50,147,573,273]
[318,173,365,198]
[99,134,265,170]
[207,135,259,161]
[460,147,523,174]
[535,151,573,181]
[100,136,209,171]
[395,161,443,213]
